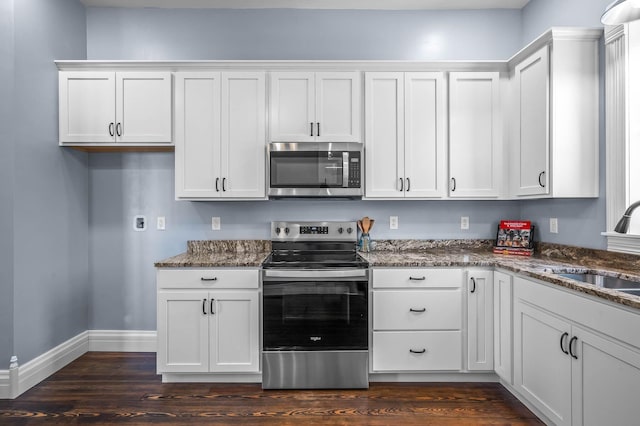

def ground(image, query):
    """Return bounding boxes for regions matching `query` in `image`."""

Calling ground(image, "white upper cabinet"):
[365,72,446,199]
[509,30,600,198]
[448,72,502,198]
[59,71,172,146]
[175,72,266,199]
[513,45,550,196]
[270,71,361,142]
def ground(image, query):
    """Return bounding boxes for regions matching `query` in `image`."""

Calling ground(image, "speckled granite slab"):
[155,238,640,310]
[155,240,271,268]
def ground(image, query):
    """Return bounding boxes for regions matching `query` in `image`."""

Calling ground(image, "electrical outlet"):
[390,216,399,230]
[133,215,146,232]
[550,217,558,234]
[461,216,470,230]
[157,216,166,231]
[212,217,221,231]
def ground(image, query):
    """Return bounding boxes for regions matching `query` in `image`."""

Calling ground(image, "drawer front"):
[373,290,461,330]
[157,268,259,289]
[372,331,462,371]
[372,268,462,289]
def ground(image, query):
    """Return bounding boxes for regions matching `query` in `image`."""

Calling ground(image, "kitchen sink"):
[556,273,640,296]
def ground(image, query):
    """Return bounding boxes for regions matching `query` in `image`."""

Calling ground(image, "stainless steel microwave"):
[268,142,363,198]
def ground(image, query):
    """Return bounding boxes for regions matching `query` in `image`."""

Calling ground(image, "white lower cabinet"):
[513,276,640,426]
[156,268,260,376]
[371,268,463,372]
[466,270,494,371]
[493,271,512,383]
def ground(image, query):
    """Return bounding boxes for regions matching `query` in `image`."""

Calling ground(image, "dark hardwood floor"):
[0,352,542,425]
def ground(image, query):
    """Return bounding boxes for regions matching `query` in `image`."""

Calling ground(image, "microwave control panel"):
[348,152,361,188]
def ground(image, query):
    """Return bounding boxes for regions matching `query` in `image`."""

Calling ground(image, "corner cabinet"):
[156,268,260,379]
[509,29,600,198]
[269,72,361,142]
[513,276,640,426]
[174,72,266,200]
[448,72,503,198]
[59,71,172,147]
[364,72,446,199]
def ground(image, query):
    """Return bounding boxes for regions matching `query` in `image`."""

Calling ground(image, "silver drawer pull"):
[409,276,426,281]
[409,308,426,313]
[201,277,218,281]
[409,348,427,354]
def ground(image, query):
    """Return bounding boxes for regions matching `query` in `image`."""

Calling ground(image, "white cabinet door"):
[269,72,315,142]
[174,73,222,198]
[365,72,405,198]
[571,326,640,426]
[210,291,260,373]
[448,72,501,198]
[513,45,550,196]
[493,271,512,383]
[59,71,116,143]
[316,72,361,142]
[514,301,572,426]
[115,72,172,143]
[157,291,209,373]
[220,72,266,198]
[467,270,494,371]
[404,72,446,198]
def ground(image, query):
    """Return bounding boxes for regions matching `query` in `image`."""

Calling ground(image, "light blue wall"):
[12,0,88,364]
[0,0,16,367]
[522,0,611,45]
[86,8,522,60]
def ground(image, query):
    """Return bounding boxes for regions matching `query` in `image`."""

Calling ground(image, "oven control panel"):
[271,221,356,241]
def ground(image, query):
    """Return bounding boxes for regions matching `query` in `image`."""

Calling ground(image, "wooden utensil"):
[362,217,371,233]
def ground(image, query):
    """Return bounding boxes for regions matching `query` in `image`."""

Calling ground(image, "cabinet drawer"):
[373,290,461,330]
[372,268,462,288]
[372,331,462,371]
[157,268,259,289]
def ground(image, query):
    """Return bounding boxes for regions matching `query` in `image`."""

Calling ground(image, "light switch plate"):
[550,217,558,234]
[212,217,221,231]
[157,216,166,231]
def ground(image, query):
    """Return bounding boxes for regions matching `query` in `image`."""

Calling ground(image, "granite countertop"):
[155,239,640,310]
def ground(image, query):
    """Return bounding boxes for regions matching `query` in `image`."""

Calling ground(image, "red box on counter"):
[493,220,534,256]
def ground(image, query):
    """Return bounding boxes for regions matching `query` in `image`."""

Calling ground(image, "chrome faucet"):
[614,200,640,233]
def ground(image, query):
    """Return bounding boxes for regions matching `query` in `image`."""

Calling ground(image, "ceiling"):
[80,0,531,10]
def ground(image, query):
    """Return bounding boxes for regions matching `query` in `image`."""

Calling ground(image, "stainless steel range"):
[261,221,369,389]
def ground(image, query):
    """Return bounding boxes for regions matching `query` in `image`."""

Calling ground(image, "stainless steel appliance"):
[268,143,363,198]
[261,221,369,389]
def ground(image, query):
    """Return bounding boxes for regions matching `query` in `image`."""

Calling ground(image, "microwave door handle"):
[343,152,349,188]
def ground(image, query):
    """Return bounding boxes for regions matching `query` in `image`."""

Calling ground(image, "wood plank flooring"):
[0,352,542,425]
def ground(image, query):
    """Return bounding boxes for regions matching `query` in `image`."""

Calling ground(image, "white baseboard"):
[0,370,9,399]
[1,329,157,399]
[88,330,157,352]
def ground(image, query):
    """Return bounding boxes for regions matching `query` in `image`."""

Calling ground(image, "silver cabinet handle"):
[409,308,426,313]
[409,276,426,281]
[409,348,426,354]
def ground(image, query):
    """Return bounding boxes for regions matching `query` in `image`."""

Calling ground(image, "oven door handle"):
[263,269,368,280]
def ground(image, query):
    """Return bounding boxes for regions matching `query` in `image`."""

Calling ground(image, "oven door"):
[263,271,368,351]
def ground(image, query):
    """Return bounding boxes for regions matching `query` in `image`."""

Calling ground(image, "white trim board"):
[0,330,157,400]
